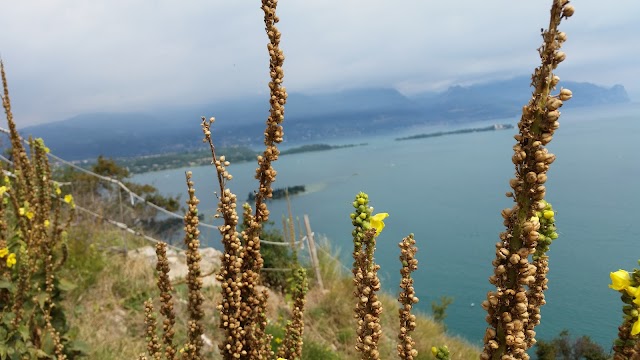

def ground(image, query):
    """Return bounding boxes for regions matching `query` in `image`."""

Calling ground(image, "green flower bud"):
[614,339,625,347]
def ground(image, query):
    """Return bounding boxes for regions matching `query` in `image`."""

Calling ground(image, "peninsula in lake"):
[396,124,514,141]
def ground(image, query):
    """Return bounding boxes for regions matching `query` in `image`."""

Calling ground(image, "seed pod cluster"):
[277,267,308,360]
[155,242,177,359]
[236,2,291,356]
[397,234,419,360]
[143,300,162,360]
[351,192,383,360]
[204,2,290,358]
[255,0,288,221]
[181,172,205,358]
[482,2,574,360]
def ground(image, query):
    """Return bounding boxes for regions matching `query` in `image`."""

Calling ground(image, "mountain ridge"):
[16,76,630,160]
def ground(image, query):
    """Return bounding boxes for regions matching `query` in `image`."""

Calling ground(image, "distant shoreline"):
[395,123,514,141]
[280,142,367,155]
[117,142,368,174]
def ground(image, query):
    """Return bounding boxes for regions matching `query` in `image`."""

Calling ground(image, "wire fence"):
[0,127,312,276]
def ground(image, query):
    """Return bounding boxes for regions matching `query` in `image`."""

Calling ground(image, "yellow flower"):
[629,286,640,306]
[0,248,8,258]
[18,207,25,216]
[633,318,640,336]
[6,253,16,268]
[26,210,34,220]
[0,186,6,196]
[431,347,438,357]
[44,219,50,228]
[543,210,554,219]
[55,187,61,195]
[370,213,389,236]
[64,194,76,208]
[274,337,282,344]
[609,270,631,291]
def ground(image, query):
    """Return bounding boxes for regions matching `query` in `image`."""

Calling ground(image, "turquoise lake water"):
[133,102,640,348]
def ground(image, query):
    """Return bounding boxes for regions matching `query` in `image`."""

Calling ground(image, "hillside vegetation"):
[57,223,480,360]
[1,0,638,360]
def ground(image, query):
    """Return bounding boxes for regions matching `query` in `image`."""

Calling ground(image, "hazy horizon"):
[1,1,638,126]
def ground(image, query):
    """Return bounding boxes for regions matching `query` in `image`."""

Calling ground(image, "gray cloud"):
[1,0,637,126]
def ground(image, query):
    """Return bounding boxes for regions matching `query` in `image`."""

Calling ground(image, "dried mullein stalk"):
[144,299,163,360]
[203,0,289,358]
[182,171,205,359]
[481,1,575,360]
[203,119,246,360]
[397,234,419,360]
[351,192,387,360]
[241,1,289,355]
[155,242,177,360]
[277,267,308,360]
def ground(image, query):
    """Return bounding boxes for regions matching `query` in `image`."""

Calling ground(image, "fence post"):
[117,186,128,254]
[303,214,324,290]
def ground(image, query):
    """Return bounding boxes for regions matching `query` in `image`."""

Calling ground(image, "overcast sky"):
[1,1,638,126]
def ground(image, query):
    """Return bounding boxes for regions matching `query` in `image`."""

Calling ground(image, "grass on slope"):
[60,221,480,359]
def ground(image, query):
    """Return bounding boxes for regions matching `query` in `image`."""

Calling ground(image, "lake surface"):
[133,102,640,349]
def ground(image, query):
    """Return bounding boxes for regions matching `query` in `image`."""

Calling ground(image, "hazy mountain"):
[18,77,630,160]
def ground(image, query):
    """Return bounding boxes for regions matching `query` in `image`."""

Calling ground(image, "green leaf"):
[28,347,51,358]
[57,278,77,292]
[18,324,29,342]
[36,292,48,308]
[66,339,90,355]
[0,280,14,291]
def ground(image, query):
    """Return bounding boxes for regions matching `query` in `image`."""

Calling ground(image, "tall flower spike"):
[609,261,640,359]
[182,171,204,359]
[239,0,289,357]
[203,118,245,360]
[351,192,383,360]
[155,242,177,360]
[277,267,308,360]
[481,1,574,360]
[144,299,163,360]
[397,234,419,360]
[1,60,76,358]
